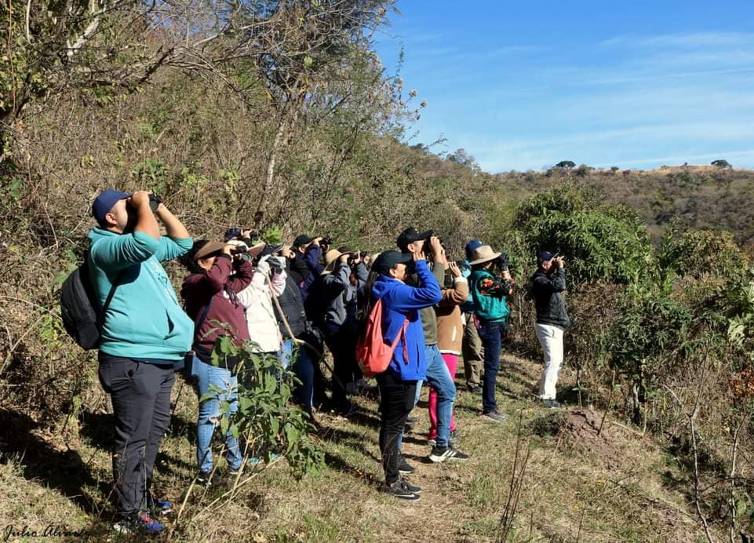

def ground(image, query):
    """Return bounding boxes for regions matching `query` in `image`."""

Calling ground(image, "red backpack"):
[357,298,409,377]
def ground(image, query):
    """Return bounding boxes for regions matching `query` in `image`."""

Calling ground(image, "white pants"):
[535,323,565,400]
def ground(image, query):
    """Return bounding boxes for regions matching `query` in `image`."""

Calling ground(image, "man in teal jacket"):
[88,189,193,535]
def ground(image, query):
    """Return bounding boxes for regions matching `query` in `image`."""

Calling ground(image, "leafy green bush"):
[204,334,324,476]
[659,226,747,280]
[515,187,653,284]
[601,285,692,424]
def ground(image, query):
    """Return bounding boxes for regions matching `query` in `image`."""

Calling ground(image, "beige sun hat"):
[469,245,502,266]
[322,248,355,274]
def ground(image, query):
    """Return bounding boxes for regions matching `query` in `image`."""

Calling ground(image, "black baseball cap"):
[373,251,413,276]
[293,234,313,247]
[397,227,432,253]
[538,251,556,262]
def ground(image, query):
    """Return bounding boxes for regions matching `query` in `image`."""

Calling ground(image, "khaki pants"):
[462,314,484,387]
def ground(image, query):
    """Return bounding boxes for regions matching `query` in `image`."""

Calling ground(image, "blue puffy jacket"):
[371,260,442,381]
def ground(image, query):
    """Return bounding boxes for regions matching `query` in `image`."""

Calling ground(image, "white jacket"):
[237,259,287,353]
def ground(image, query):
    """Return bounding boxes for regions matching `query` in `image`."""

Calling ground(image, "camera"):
[149,193,162,212]
[347,252,361,266]
[496,252,510,272]
[224,227,242,241]
[268,256,286,273]
[320,236,334,249]
[423,236,444,262]
[225,227,260,243]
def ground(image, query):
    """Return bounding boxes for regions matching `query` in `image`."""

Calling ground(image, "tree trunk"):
[254,103,301,229]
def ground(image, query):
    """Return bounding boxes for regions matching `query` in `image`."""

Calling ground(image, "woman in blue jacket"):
[369,249,442,501]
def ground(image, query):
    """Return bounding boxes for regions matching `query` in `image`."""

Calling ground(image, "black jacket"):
[531,268,571,329]
[275,265,308,338]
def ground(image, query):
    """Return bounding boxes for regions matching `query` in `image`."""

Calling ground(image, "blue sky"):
[374,1,754,172]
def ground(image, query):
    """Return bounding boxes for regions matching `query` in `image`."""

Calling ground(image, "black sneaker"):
[467,384,482,394]
[384,479,421,501]
[333,402,357,417]
[428,445,470,463]
[400,477,422,494]
[397,455,415,475]
[543,399,562,409]
[196,470,224,488]
[481,410,508,423]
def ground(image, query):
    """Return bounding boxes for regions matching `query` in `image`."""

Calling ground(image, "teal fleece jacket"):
[87,227,194,361]
[469,268,512,324]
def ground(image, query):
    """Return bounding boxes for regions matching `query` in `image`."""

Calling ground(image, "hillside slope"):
[0,353,717,542]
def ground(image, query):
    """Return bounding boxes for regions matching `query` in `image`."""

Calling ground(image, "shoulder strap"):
[194,295,214,336]
[399,318,410,364]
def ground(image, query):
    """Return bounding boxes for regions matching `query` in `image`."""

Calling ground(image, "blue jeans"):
[190,356,242,473]
[477,321,506,413]
[280,339,317,408]
[397,345,457,450]
[423,344,456,447]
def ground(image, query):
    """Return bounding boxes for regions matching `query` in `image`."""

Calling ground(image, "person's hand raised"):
[129,191,151,208]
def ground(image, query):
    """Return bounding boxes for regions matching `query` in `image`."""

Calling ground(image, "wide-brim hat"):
[244,242,267,258]
[469,245,501,266]
[322,248,355,274]
[194,241,226,261]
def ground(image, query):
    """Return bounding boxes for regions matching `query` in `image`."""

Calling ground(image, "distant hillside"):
[494,166,754,244]
[409,150,754,245]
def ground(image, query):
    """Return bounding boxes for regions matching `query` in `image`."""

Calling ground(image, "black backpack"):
[60,253,121,350]
[304,274,337,329]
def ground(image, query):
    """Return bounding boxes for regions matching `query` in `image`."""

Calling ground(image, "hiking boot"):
[428,445,470,463]
[398,455,415,475]
[384,479,421,501]
[481,410,508,423]
[543,399,562,409]
[113,512,165,535]
[146,492,173,516]
[467,384,482,395]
